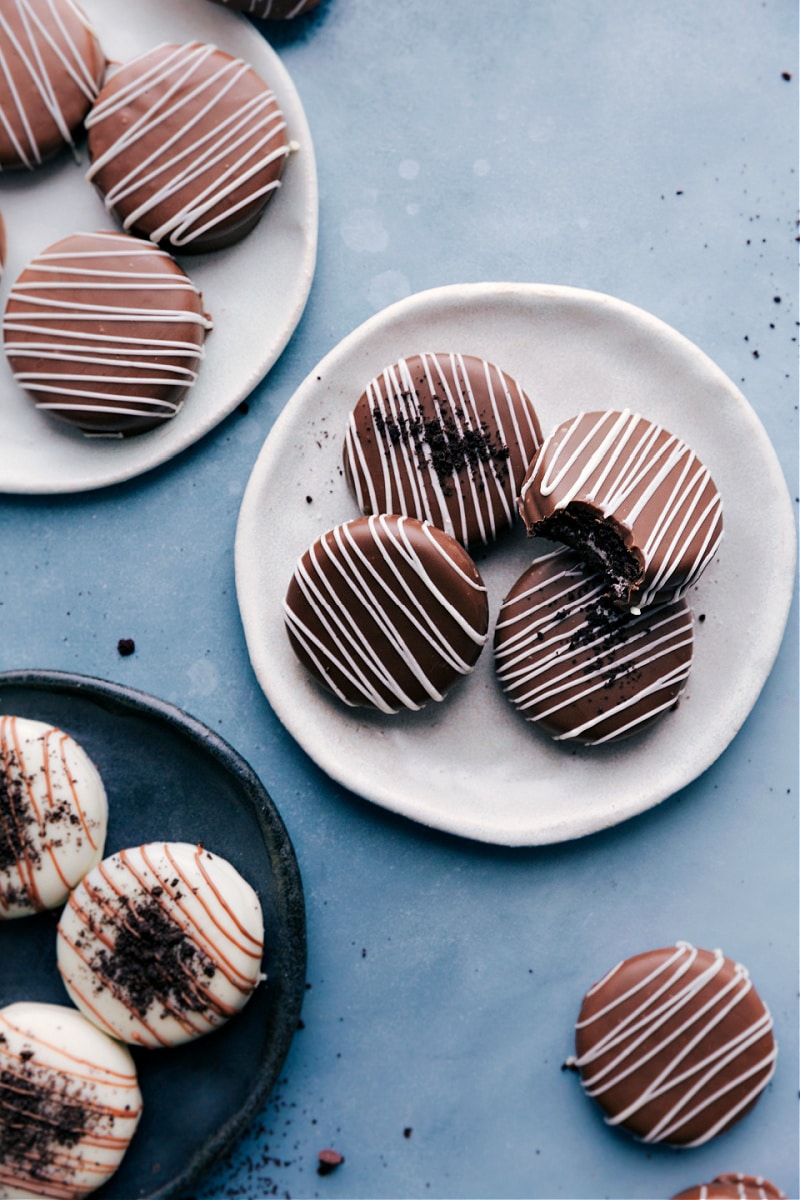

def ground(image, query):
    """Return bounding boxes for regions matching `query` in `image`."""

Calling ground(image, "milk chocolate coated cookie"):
[518,409,723,609]
[568,941,777,1146]
[86,41,290,252]
[0,0,105,169]
[671,1175,786,1200]
[494,549,693,744]
[57,842,265,1048]
[284,514,489,713]
[209,0,322,16]
[0,1001,142,1198]
[343,352,543,547]
[3,230,212,436]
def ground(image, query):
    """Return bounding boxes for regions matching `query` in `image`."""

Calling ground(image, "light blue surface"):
[1,2,797,1198]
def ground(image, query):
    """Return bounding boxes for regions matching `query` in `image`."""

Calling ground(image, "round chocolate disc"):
[494,548,693,744]
[0,0,106,169]
[670,1175,786,1200]
[568,941,777,1147]
[518,409,723,608]
[3,229,213,436]
[343,351,543,547]
[284,514,490,713]
[86,41,290,252]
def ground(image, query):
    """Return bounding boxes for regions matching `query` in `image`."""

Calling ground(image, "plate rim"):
[0,0,319,496]
[234,280,797,847]
[0,666,307,1200]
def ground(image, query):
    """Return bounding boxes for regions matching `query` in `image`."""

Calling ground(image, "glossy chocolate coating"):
[518,409,723,608]
[0,0,105,169]
[209,0,322,17]
[284,514,489,713]
[494,549,693,744]
[86,41,290,252]
[568,942,777,1147]
[343,352,543,547]
[3,229,212,436]
[671,1175,786,1200]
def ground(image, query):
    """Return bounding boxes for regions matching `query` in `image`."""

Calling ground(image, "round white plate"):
[235,282,796,847]
[0,0,317,495]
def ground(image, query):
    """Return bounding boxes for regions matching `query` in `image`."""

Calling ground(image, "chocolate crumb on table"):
[317,1148,345,1175]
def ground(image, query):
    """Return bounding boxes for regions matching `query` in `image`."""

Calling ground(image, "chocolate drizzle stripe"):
[285,516,488,713]
[1,715,42,910]
[54,730,100,855]
[187,845,264,958]
[157,844,260,986]
[85,42,289,248]
[0,0,101,168]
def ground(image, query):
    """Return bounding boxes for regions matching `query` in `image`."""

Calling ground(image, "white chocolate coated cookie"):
[0,1001,142,1199]
[57,842,265,1048]
[0,715,108,919]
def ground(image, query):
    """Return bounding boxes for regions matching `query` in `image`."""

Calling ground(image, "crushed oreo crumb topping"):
[372,396,510,493]
[0,1050,91,1180]
[76,889,217,1019]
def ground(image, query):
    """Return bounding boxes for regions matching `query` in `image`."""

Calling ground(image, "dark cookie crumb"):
[117,638,135,657]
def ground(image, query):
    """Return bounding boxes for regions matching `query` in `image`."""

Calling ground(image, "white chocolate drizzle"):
[85,42,289,249]
[0,0,102,168]
[3,231,212,429]
[494,551,693,743]
[519,409,723,606]
[284,515,488,713]
[344,352,542,547]
[568,942,777,1147]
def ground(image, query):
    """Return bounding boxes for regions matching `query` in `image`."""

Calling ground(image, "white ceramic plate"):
[0,0,317,495]
[235,283,796,846]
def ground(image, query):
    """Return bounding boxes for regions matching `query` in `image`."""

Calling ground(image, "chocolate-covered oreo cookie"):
[284,514,489,713]
[494,549,693,744]
[343,352,543,547]
[3,229,213,436]
[209,0,322,16]
[671,1175,786,1200]
[518,409,723,609]
[86,41,290,252]
[567,941,777,1147]
[0,0,105,169]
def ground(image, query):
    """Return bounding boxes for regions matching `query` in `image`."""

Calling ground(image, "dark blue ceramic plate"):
[0,669,306,1200]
